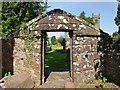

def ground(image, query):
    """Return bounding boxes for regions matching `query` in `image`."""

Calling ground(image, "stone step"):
[37,71,71,88]
[64,81,75,90]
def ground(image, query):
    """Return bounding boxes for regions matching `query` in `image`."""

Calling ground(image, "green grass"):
[45,45,70,69]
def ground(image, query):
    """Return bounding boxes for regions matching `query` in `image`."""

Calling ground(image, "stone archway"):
[10,9,103,86]
[25,9,102,85]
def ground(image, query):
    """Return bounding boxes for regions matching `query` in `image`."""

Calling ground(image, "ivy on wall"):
[20,22,41,64]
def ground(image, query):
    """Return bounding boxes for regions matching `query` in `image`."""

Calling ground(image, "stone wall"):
[72,34,102,83]
[72,31,120,86]
[1,9,120,86]
[2,32,120,86]
[13,38,26,75]
[98,33,120,86]
[25,8,102,84]
[103,43,120,86]
[1,35,42,86]
[13,37,42,86]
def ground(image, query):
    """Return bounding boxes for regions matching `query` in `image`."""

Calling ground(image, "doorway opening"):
[42,31,72,83]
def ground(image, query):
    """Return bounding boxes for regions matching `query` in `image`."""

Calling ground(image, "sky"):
[47,2,118,38]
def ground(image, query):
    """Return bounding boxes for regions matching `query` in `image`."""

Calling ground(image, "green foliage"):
[79,11,86,19]
[114,3,120,43]
[20,23,41,64]
[115,4,120,26]
[1,2,47,39]
[98,77,107,89]
[79,11,95,25]
[113,31,118,37]
[45,45,69,69]
[112,31,120,43]
[4,72,11,78]
[57,36,64,45]
[25,39,34,65]
[46,34,50,46]
[84,17,95,25]
[51,36,57,45]
[46,46,52,51]
[47,40,51,46]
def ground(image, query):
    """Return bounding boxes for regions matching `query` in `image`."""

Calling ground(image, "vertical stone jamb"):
[41,31,45,85]
[69,31,74,82]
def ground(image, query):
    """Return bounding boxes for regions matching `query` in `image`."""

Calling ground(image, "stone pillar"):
[72,35,101,83]
[33,37,42,86]
[69,31,73,81]
[41,31,45,84]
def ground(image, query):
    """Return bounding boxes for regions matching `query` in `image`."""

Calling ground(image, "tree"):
[79,11,94,25]
[57,36,66,52]
[115,4,120,26]
[57,36,64,45]
[85,17,95,25]
[46,34,50,46]
[112,31,120,43]
[51,36,57,45]
[115,4,120,33]
[114,2,120,43]
[46,34,52,51]
[1,2,47,38]
[79,11,85,20]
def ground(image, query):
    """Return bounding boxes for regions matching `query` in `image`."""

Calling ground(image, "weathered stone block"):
[74,72,88,83]
[73,55,78,61]
[4,72,34,88]
[74,70,95,84]
[86,52,100,61]
[74,72,83,83]
[82,37,98,45]
[76,25,100,35]
[73,37,98,45]
[31,60,41,71]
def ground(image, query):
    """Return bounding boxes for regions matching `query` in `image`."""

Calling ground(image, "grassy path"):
[45,45,69,69]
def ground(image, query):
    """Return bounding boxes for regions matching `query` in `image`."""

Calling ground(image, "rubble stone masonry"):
[1,9,120,86]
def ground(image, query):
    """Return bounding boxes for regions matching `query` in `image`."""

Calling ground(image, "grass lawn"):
[45,45,70,69]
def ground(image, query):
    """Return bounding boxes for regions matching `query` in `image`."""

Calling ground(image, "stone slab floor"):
[36,71,73,88]
[34,71,119,89]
